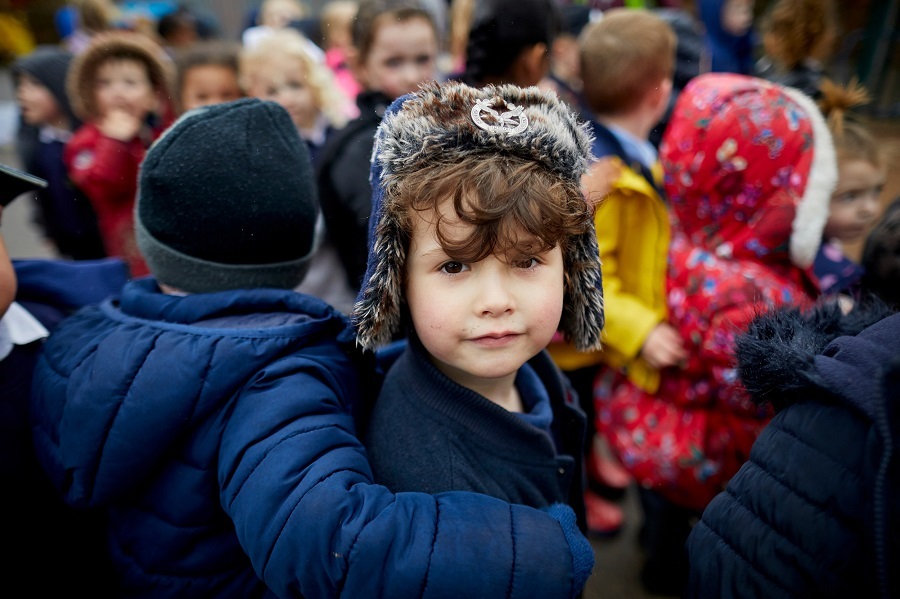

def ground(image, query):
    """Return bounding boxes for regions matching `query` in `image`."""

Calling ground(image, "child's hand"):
[99,109,144,142]
[640,322,688,370]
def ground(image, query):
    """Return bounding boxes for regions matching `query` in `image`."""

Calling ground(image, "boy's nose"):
[477,271,515,317]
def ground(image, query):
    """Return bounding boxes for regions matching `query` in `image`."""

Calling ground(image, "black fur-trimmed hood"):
[736,299,899,415]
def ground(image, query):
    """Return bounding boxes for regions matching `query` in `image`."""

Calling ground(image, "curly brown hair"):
[393,152,591,278]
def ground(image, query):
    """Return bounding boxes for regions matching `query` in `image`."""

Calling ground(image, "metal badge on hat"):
[471,97,528,136]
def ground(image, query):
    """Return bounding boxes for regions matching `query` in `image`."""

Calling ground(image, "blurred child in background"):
[241,28,350,162]
[241,26,356,314]
[460,0,560,88]
[602,72,835,595]
[540,4,593,119]
[754,0,838,99]
[814,79,886,298]
[173,40,244,115]
[317,0,439,295]
[243,0,316,53]
[699,0,755,75]
[13,46,106,260]
[320,0,361,110]
[548,8,680,539]
[60,0,120,55]
[64,31,174,277]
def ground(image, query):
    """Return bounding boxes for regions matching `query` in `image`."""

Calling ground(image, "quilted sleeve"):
[219,351,587,599]
[686,401,874,599]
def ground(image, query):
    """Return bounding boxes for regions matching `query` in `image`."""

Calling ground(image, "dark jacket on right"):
[686,301,900,599]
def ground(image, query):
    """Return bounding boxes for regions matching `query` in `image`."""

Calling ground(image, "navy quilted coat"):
[686,304,900,599]
[30,279,586,598]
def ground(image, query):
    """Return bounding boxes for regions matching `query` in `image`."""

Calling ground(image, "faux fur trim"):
[67,31,172,122]
[354,81,604,351]
[736,298,895,411]
[783,84,836,269]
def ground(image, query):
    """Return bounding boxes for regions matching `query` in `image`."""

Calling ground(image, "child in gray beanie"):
[29,97,595,598]
[12,46,106,260]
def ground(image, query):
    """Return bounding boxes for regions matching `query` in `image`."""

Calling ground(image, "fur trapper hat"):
[67,30,172,122]
[136,98,318,293]
[353,80,604,351]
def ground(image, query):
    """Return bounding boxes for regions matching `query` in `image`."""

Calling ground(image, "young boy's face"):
[404,197,565,391]
[16,73,64,127]
[95,58,158,120]
[244,55,318,130]
[824,158,885,244]
[181,64,243,113]
[356,16,437,101]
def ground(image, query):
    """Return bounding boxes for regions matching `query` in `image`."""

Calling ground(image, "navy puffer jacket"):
[31,278,590,598]
[686,301,900,599]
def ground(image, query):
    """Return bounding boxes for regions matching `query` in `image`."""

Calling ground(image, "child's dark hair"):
[351,0,436,61]
[393,152,591,272]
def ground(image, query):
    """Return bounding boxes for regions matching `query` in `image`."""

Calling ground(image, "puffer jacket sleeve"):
[219,347,588,599]
[685,399,876,599]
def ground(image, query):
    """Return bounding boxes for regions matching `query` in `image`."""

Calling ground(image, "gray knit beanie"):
[354,80,604,351]
[136,98,318,293]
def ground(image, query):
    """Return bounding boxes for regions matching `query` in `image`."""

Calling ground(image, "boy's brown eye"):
[440,261,464,274]
[512,257,538,269]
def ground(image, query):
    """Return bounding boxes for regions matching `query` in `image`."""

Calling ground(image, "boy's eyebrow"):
[412,245,447,259]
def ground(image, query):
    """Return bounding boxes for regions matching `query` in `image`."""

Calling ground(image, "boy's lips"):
[469,332,521,348]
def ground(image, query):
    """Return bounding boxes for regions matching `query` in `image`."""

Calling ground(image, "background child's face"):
[181,64,243,113]
[260,0,304,28]
[95,58,158,119]
[356,16,437,100]
[404,197,565,390]
[15,73,63,127]
[721,0,754,36]
[824,158,885,244]
[244,55,318,130]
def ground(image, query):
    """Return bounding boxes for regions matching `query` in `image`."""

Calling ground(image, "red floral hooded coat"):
[598,73,837,511]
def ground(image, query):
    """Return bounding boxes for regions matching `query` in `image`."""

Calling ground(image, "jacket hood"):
[660,73,835,269]
[736,299,899,414]
[39,280,353,505]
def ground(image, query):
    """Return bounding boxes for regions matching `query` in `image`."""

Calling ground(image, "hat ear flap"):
[561,228,604,351]
[353,209,406,350]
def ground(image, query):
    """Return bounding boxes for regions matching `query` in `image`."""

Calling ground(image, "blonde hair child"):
[240,28,351,156]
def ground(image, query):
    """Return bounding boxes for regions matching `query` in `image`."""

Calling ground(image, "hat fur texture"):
[354,80,604,351]
[136,98,318,293]
[67,30,172,123]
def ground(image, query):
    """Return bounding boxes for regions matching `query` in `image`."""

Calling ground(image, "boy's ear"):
[647,76,673,121]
